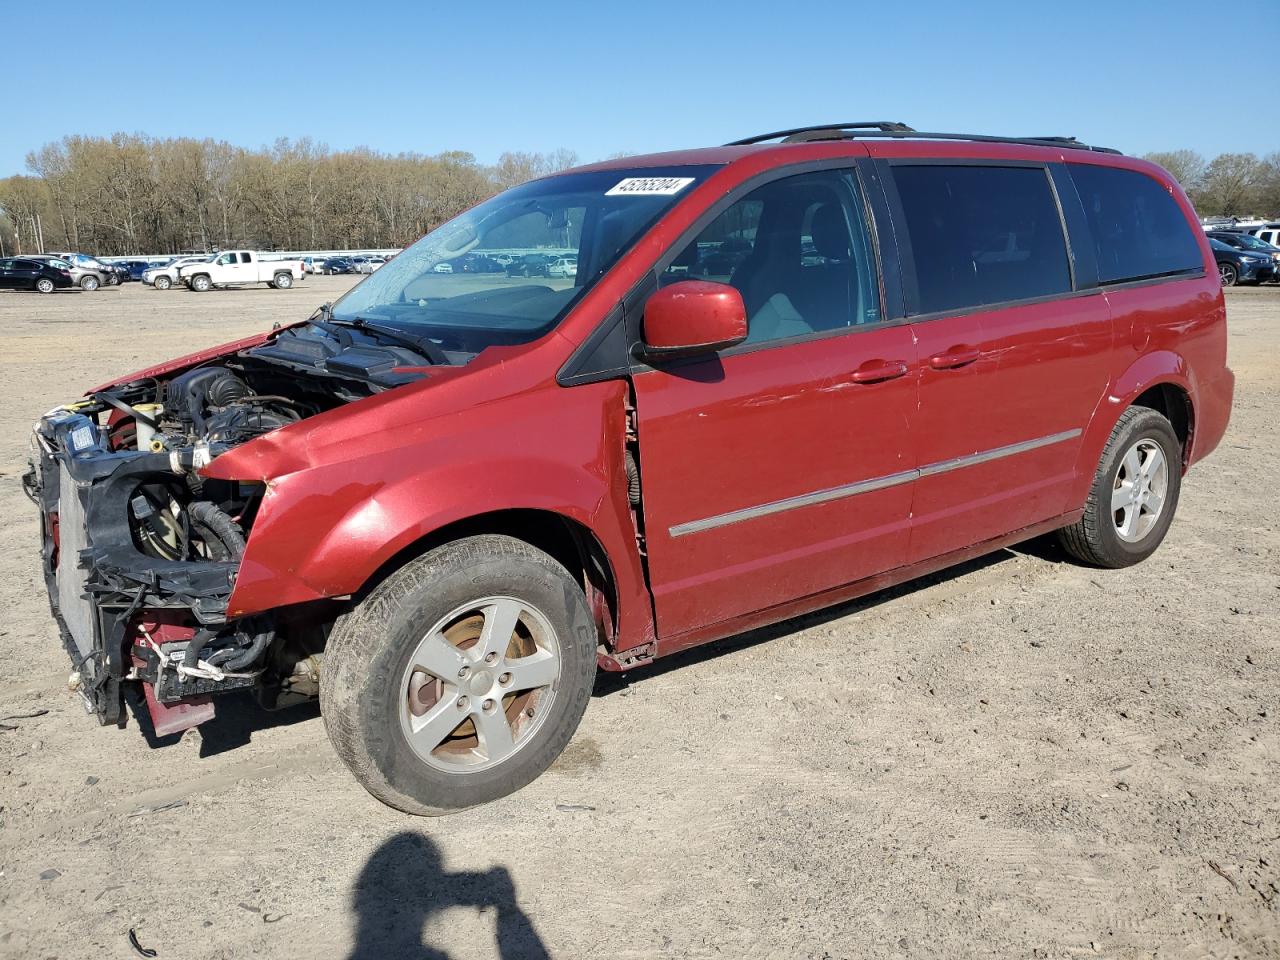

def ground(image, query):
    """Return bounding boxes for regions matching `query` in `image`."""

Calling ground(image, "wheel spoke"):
[407,698,466,754]
[1115,504,1135,538]
[1111,482,1133,513]
[411,631,469,681]
[1144,488,1164,517]
[1140,444,1165,481]
[478,598,523,660]
[1121,446,1142,481]
[506,648,559,692]
[473,706,517,763]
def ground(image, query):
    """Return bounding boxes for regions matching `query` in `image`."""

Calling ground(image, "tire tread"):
[1058,406,1179,568]
[321,534,594,815]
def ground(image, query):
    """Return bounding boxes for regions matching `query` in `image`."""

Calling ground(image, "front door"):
[632,168,919,639]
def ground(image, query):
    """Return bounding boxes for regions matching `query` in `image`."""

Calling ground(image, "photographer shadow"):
[350,831,549,960]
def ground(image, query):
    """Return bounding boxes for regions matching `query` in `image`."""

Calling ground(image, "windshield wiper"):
[327,316,449,366]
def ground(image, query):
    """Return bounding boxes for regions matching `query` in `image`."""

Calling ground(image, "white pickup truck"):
[178,251,304,291]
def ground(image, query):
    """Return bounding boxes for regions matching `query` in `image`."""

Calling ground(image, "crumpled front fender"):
[209,377,653,652]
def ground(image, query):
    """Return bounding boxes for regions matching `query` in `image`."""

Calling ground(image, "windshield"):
[330,165,716,357]
[1237,234,1276,251]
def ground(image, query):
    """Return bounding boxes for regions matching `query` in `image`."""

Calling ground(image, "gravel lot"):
[0,277,1276,959]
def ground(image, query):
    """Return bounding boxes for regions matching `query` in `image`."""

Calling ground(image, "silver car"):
[30,253,111,291]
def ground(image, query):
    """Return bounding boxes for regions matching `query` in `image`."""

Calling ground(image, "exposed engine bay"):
[23,319,430,734]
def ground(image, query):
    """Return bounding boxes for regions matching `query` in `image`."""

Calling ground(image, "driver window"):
[661,170,879,346]
[217,254,232,265]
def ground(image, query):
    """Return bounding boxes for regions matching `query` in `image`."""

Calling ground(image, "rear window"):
[1070,165,1203,285]
[892,165,1071,315]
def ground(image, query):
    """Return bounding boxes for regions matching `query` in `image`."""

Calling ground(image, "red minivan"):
[27,124,1234,813]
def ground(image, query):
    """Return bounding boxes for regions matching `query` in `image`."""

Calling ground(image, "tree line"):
[1142,150,1280,219]
[0,134,581,256]
[1,135,1277,258]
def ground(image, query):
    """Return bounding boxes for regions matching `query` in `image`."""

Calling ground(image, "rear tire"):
[1058,407,1182,568]
[322,535,597,815]
[35,277,55,294]
[274,272,293,289]
[80,275,99,291]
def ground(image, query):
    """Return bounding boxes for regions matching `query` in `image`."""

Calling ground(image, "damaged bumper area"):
[24,331,414,734]
[27,410,263,730]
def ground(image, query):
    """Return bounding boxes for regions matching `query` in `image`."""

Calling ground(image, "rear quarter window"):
[1069,165,1203,285]
[891,164,1072,315]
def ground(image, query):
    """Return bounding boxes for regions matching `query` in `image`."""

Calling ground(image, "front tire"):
[1058,407,1182,568]
[154,275,172,290]
[80,275,99,291]
[322,535,597,815]
[1219,263,1238,287]
[190,274,212,292]
[35,277,55,294]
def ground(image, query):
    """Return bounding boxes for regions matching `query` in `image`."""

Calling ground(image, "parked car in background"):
[1245,222,1280,249]
[1209,237,1275,286]
[432,261,453,273]
[459,254,503,273]
[547,256,578,278]
[323,257,354,275]
[301,256,328,274]
[115,260,156,282]
[506,253,556,277]
[143,256,211,290]
[354,255,387,274]
[0,257,74,293]
[29,254,111,291]
[177,250,304,291]
[47,252,122,286]
[138,259,170,279]
[1207,231,1280,278]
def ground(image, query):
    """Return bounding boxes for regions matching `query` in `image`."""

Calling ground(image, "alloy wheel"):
[399,596,561,773]
[1112,438,1169,543]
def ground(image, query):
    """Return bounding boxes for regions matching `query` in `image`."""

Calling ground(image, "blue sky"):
[5,0,1276,176]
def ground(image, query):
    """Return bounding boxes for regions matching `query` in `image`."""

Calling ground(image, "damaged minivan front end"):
[24,318,429,735]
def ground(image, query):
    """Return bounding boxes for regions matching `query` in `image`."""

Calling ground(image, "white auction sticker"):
[605,177,696,197]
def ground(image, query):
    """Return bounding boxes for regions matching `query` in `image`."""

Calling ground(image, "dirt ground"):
[0,277,1275,960]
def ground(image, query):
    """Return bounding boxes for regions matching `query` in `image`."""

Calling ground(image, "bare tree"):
[1194,153,1262,217]
[1142,150,1206,194]
[0,137,643,254]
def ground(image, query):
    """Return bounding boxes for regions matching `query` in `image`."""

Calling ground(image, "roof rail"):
[727,123,1122,155]
[728,122,915,145]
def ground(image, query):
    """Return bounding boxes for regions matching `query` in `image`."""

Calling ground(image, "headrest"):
[811,204,850,260]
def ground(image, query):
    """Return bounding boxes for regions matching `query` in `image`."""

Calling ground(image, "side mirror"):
[639,280,748,361]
